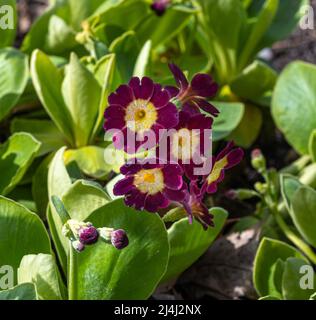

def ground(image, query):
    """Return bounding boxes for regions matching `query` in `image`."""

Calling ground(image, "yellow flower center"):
[125,99,158,133]
[171,128,201,162]
[134,168,164,195]
[206,156,228,185]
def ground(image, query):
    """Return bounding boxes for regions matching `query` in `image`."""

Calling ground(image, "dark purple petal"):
[144,192,169,212]
[168,63,189,92]
[150,84,171,108]
[194,99,220,117]
[191,73,218,98]
[165,85,179,98]
[125,189,146,210]
[108,84,134,108]
[187,113,213,130]
[182,101,200,115]
[157,102,179,128]
[113,176,135,195]
[216,141,235,160]
[162,163,183,176]
[78,226,99,245]
[103,106,126,130]
[129,77,154,100]
[226,148,244,168]
[120,161,142,175]
[151,0,170,16]
[164,187,187,202]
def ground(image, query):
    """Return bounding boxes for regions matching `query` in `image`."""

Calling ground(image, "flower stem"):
[68,245,78,300]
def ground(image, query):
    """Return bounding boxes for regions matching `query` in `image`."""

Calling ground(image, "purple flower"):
[151,0,171,16]
[113,159,186,212]
[78,225,99,245]
[111,229,129,250]
[158,110,213,180]
[166,63,219,117]
[104,77,178,154]
[181,181,214,230]
[202,141,244,194]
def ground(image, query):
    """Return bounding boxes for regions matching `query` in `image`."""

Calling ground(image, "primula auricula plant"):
[104,64,244,229]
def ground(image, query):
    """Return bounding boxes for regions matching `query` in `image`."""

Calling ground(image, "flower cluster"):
[62,219,129,252]
[104,64,244,229]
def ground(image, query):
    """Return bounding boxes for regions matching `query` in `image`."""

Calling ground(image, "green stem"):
[271,205,316,265]
[68,245,78,300]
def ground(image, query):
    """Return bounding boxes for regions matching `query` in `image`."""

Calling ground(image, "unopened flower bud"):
[78,225,99,245]
[111,229,129,250]
[98,227,114,241]
[151,0,171,16]
[255,182,268,194]
[225,189,238,200]
[251,149,266,172]
[72,240,85,252]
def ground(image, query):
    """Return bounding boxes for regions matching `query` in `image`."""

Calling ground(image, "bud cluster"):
[62,219,129,252]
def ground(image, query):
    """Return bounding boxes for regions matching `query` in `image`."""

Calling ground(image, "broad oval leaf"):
[161,207,228,283]
[0,133,41,195]
[253,237,305,297]
[0,197,51,286]
[0,283,37,300]
[212,102,245,141]
[0,48,28,121]
[291,186,316,248]
[280,174,302,213]
[18,254,66,300]
[69,199,169,300]
[272,61,316,154]
[282,257,315,300]
[309,129,316,162]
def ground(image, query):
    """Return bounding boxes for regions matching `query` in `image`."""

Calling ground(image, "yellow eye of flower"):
[125,99,158,133]
[207,157,228,185]
[134,168,164,195]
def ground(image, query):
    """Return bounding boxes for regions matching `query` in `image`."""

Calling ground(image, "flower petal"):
[144,192,169,212]
[150,84,171,109]
[108,84,134,107]
[157,102,179,128]
[168,63,189,92]
[129,77,154,100]
[191,73,218,98]
[113,176,135,195]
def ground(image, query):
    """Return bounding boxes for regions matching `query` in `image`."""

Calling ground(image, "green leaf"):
[253,237,305,297]
[249,0,309,48]
[259,295,281,300]
[69,199,169,300]
[231,60,277,101]
[31,50,74,145]
[32,154,54,218]
[267,259,285,299]
[212,101,245,141]
[91,54,115,139]
[18,254,66,300]
[110,31,140,85]
[62,53,102,147]
[105,174,125,200]
[44,15,77,55]
[280,174,302,213]
[0,283,37,300]
[64,146,112,180]
[272,61,316,155]
[308,129,316,162]
[11,118,65,156]
[133,40,151,78]
[137,4,196,48]
[0,197,51,286]
[47,147,72,270]
[62,179,109,221]
[161,208,228,283]
[228,103,262,147]
[0,48,28,121]
[0,0,17,48]
[291,186,316,248]
[0,133,41,195]
[238,0,278,70]
[282,257,315,300]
